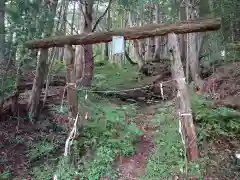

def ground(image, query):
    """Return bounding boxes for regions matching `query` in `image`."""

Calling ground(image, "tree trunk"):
[58,0,69,61]
[104,3,111,60]
[25,18,221,49]
[145,6,155,61]
[6,29,16,69]
[28,48,49,120]
[74,2,84,79]
[128,12,145,69]
[0,0,6,113]
[179,5,186,62]
[75,0,94,87]
[28,0,58,120]
[186,0,204,89]
[64,45,78,120]
[0,0,5,60]
[168,33,199,161]
[153,3,161,60]
[233,11,240,57]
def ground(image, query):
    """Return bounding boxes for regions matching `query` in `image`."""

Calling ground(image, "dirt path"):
[116,134,154,180]
[0,118,32,179]
[100,105,158,180]
[100,133,154,180]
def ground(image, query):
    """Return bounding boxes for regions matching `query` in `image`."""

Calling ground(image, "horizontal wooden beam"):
[24,18,221,49]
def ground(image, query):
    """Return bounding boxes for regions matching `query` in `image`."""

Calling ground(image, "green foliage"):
[74,103,142,180]
[0,75,16,96]
[52,103,68,115]
[52,99,142,180]
[144,104,185,179]
[191,93,240,136]
[93,62,142,90]
[9,136,25,144]
[0,170,9,179]
[144,102,204,179]
[28,139,59,162]
[53,158,77,179]
[31,164,56,180]
[52,59,66,74]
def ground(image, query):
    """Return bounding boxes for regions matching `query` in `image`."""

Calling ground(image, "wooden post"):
[168,33,199,161]
[64,45,78,121]
[28,48,48,120]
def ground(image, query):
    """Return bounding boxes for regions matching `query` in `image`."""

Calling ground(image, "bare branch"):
[92,0,112,32]
[78,0,88,5]
[80,3,87,25]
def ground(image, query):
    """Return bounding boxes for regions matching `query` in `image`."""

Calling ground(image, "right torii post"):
[168,33,199,161]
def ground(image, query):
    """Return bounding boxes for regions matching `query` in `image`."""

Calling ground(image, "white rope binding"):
[64,113,79,157]
[160,83,164,100]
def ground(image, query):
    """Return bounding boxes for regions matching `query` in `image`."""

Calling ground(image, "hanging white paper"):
[111,36,124,55]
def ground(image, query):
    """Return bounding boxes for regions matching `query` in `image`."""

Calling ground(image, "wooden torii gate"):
[24,18,221,161]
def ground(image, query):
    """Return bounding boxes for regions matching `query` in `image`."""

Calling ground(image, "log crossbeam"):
[24,18,221,49]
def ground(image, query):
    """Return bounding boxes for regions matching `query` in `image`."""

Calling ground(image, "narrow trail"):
[117,133,153,180]
[0,78,159,180]
[101,104,159,180]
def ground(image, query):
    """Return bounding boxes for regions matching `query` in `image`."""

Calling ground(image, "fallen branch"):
[17,80,66,91]
[91,80,175,103]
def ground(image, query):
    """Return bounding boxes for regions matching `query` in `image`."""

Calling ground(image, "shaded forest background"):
[0,0,240,179]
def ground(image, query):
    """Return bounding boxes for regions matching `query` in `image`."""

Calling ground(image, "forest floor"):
[0,62,240,179]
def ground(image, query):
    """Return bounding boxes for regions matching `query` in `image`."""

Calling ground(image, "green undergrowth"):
[93,62,142,90]
[30,91,143,180]
[144,93,240,179]
[144,101,204,180]
[29,60,240,179]
[191,93,240,136]
[28,61,144,179]
[70,94,142,179]
[28,129,66,179]
[0,75,16,96]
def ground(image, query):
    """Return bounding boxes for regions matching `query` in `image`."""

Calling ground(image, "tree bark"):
[153,3,161,60]
[145,5,155,61]
[75,0,94,87]
[57,0,70,61]
[71,1,76,35]
[6,29,16,69]
[28,0,58,120]
[179,5,187,62]
[168,33,199,161]
[28,48,49,120]
[64,45,78,120]
[0,0,5,60]
[128,12,145,69]
[186,0,204,89]
[25,18,221,49]
[104,2,111,60]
